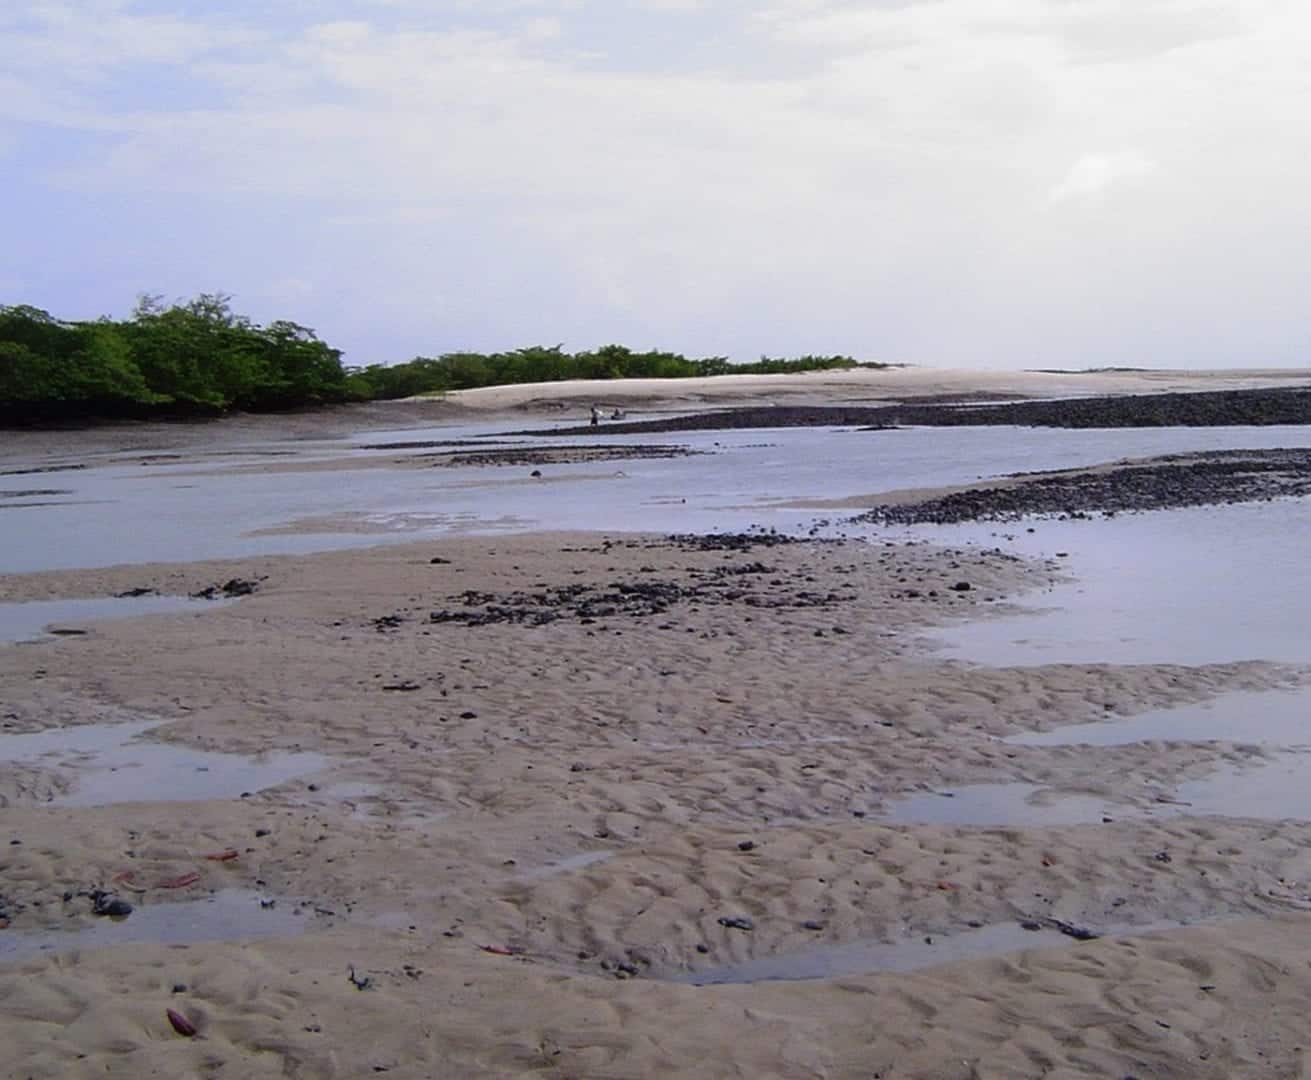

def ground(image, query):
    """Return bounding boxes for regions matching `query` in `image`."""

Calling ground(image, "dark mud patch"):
[417,444,700,468]
[516,388,1311,436]
[428,561,852,627]
[854,449,1311,525]
[0,464,88,477]
[513,406,900,436]
[395,534,852,628]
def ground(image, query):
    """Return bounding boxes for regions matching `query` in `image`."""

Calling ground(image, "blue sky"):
[2,0,1308,369]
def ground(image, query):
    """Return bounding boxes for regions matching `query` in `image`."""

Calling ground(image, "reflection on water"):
[0,720,325,806]
[1008,688,1311,747]
[518,851,615,881]
[882,783,1127,827]
[922,501,1311,666]
[883,751,1311,826]
[0,595,226,644]
[674,922,1096,985]
[1179,755,1311,822]
[0,890,318,964]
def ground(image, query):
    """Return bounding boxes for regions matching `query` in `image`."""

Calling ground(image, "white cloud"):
[5,0,1311,366]
[1049,152,1159,203]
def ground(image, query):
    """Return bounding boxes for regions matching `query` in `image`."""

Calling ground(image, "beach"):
[4,370,1311,1078]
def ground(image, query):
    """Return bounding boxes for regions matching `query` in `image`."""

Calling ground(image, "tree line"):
[0,295,879,422]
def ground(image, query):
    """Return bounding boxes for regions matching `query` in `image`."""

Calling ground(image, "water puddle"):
[0,721,326,806]
[883,749,1311,826]
[518,851,615,882]
[674,922,1107,985]
[882,783,1128,827]
[1178,755,1311,822]
[0,890,319,964]
[921,502,1311,667]
[1008,688,1311,748]
[0,595,226,645]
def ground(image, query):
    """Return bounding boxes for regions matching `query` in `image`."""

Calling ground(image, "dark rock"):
[717,916,754,932]
[736,840,756,852]
[1046,918,1101,941]
[193,577,261,600]
[92,894,133,918]
[950,581,972,592]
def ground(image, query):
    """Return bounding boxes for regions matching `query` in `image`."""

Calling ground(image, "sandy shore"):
[6,366,1311,472]
[3,530,1311,1077]
[446,365,1311,413]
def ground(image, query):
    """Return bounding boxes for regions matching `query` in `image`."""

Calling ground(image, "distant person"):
[590,406,601,426]
[611,408,625,420]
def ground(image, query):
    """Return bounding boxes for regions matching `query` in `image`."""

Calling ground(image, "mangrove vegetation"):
[0,295,879,423]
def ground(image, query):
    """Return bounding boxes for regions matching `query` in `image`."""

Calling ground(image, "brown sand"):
[3,532,1311,1077]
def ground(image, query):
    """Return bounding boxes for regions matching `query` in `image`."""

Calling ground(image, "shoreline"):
[5,366,1311,469]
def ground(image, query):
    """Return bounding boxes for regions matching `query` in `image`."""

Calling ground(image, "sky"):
[1,0,1308,370]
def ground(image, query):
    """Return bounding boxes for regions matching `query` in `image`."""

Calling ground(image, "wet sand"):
[4,529,1311,1077]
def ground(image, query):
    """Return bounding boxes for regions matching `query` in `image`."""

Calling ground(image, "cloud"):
[1049,152,1159,203]
[4,0,1311,368]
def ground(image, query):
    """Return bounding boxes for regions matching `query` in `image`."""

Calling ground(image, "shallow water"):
[0,720,326,806]
[0,595,226,644]
[0,890,315,964]
[883,750,1311,826]
[881,783,1128,828]
[672,921,1131,985]
[518,851,615,881]
[1007,688,1311,747]
[6,422,1311,571]
[921,500,1311,666]
[1178,755,1311,822]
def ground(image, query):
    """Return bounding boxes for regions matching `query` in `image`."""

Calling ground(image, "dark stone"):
[92,894,133,918]
[717,915,754,932]
[736,841,756,852]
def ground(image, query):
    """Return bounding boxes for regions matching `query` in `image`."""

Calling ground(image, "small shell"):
[166,1009,197,1037]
